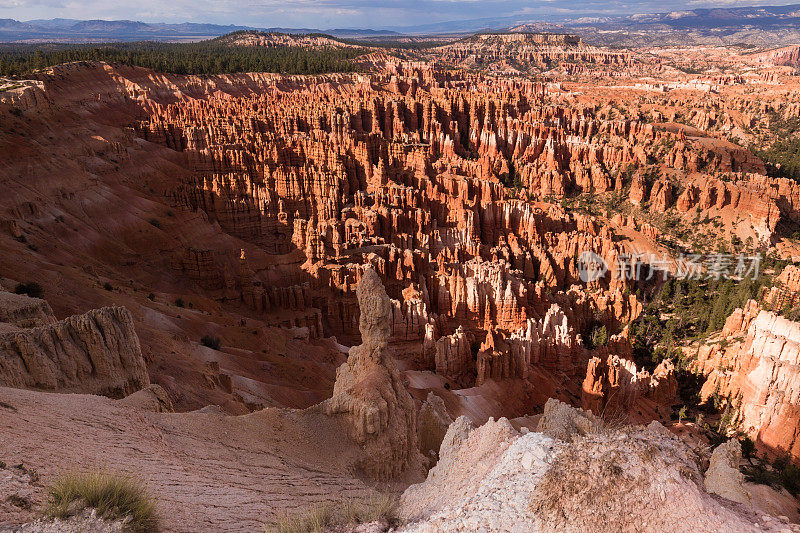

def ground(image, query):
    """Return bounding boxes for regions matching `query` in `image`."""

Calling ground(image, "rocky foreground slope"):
[3,383,796,531]
[400,400,797,532]
[0,385,378,531]
[0,271,419,531]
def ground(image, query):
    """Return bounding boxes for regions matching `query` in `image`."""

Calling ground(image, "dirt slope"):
[0,386,385,532]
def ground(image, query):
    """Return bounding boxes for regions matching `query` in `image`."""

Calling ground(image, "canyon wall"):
[697,299,800,460]
[2,58,796,423]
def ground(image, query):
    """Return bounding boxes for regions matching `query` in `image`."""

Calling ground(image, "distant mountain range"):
[548,4,800,47]
[389,3,800,47]
[387,3,800,35]
[0,19,399,43]
[3,3,800,46]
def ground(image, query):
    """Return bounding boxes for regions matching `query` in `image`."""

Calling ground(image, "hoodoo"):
[323,267,424,480]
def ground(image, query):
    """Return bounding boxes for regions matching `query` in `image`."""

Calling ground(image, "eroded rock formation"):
[0,298,148,397]
[705,439,751,505]
[698,300,800,461]
[417,392,454,457]
[536,397,603,443]
[433,33,635,74]
[322,268,423,479]
[434,325,472,379]
[581,353,677,417]
[0,291,56,329]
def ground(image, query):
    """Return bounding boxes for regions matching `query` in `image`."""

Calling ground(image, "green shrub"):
[45,471,157,532]
[201,335,221,350]
[740,436,755,459]
[590,324,608,348]
[779,461,800,495]
[174,298,185,308]
[13,281,43,298]
[743,463,779,488]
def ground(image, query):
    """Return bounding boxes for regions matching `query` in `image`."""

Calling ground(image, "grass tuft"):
[271,503,334,533]
[266,493,399,533]
[344,493,399,524]
[45,471,157,532]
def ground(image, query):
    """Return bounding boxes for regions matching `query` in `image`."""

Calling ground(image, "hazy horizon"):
[3,0,800,30]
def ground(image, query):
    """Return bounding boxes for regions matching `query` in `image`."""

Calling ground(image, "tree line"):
[0,39,367,77]
[751,111,800,183]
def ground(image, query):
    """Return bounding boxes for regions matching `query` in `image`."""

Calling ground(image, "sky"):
[1,0,799,29]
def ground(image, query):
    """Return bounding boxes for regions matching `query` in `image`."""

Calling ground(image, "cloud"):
[0,0,65,8]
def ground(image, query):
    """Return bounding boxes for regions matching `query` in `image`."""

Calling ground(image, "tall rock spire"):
[322,267,424,480]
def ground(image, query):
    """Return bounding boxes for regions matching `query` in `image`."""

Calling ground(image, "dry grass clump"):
[45,471,157,532]
[530,424,705,531]
[596,402,631,435]
[341,493,399,524]
[268,493,399,533]
[530,441,645,530]
[271,503,334,533]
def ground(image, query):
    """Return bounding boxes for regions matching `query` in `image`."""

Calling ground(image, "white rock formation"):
[704,439,751,504]
[399,402,793,532]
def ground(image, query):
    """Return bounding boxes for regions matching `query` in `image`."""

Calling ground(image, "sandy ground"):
[0,386,386,532]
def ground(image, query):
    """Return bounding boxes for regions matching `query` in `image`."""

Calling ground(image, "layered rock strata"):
[698,300,800,461]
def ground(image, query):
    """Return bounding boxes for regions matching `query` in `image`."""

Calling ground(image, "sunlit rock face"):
[699,299,800,461]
